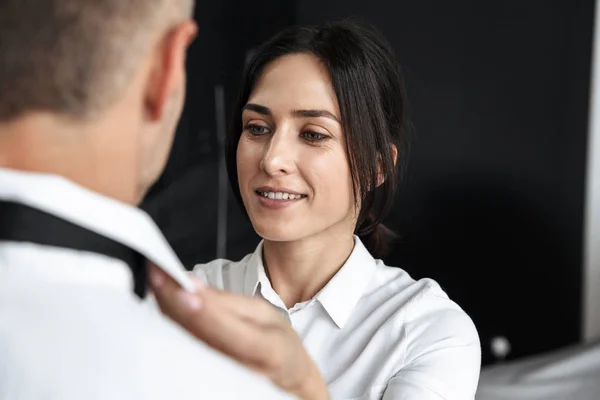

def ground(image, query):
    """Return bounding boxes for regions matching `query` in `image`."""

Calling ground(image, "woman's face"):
[237,53,357,243]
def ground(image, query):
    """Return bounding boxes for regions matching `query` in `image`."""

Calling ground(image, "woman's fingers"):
[149,265,203,314]
[149,265,285,369]
[192,293,284,369]
[149,266,325,397]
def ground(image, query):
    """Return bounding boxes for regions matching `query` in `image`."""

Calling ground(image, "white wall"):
[583,0,600,342]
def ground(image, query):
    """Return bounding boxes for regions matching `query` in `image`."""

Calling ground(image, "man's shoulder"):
[135,309,292,399]
[0,281,291,400]
[115,290,293,399]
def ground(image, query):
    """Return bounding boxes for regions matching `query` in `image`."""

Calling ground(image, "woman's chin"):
[256,231,300,243]
[253,223,303,243]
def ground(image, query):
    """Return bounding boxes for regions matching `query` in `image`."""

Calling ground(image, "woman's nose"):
[259,130,296,176]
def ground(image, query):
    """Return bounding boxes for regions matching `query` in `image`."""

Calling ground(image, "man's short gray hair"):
[0,0,194,121]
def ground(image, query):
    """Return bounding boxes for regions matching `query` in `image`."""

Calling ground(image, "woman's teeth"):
[258,191,305,200]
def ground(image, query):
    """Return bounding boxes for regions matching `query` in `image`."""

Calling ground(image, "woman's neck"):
[262,230,355,309]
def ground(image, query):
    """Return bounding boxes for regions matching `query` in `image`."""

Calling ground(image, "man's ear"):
[376,144,398,187]
[145,20,198,121]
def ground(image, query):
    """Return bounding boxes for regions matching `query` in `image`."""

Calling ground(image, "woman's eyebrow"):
[293,109,340,123]
[242,103,271,116]
[243,103,340,124]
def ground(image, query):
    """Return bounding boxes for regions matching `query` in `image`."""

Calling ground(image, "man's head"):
[0,0,197,203]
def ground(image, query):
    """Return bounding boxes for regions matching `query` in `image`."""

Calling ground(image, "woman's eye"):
[302,131,328,141]
[246,124,269,135]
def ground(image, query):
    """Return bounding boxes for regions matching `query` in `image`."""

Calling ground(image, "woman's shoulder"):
[371,262,480,383]
[403,276,479,344]
[194,254,252,273]
[370,261,479,347]
[191,253,253,292]
[367,263,481,398]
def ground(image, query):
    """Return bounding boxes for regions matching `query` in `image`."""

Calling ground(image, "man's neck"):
[0,113,140,205]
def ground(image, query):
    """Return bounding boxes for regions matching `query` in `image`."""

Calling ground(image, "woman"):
[151,20,481,400]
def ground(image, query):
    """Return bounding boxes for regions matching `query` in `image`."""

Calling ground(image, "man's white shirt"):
[0,168,292,400]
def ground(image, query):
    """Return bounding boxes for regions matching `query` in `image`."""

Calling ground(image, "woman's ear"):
[376,144,398,187]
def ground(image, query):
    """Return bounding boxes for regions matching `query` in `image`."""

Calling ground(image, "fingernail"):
[178,291,202,311]
[149,269,165,288]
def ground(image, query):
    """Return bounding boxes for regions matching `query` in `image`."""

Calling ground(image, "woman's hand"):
[149,265,330,400]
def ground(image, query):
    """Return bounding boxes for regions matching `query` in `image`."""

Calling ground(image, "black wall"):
[298,0,594,364]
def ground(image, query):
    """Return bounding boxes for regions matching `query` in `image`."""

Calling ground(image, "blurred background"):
[141,0,598,368]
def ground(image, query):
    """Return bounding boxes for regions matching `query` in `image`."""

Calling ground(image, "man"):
[0,0,291,398]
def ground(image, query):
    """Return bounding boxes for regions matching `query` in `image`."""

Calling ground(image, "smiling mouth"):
[255,190,308,200]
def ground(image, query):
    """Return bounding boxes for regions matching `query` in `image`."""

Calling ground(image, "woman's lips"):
[255,189,307,209]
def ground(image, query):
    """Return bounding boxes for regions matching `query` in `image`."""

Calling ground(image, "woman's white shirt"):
[194,237,481,400]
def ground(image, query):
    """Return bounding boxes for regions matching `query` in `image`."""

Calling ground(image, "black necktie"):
[0,200,147,298]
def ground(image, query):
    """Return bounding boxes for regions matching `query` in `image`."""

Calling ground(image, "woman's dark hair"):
[226,20,410,258]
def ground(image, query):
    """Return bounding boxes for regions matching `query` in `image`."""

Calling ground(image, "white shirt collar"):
[0,168,194,291]
[243,236,377,329]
